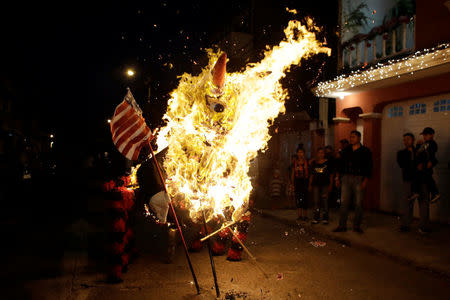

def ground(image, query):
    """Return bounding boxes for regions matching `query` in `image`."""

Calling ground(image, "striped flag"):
[110,89,153,161]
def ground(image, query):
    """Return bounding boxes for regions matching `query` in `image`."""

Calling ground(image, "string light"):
[314,43,450,97]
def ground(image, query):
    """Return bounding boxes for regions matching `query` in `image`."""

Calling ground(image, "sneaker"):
[353,227,364,234]
[333,226,347,232]
[430,194,441,204]
[322,219,329,224]
[311,219,319,224]
[399,226,410,232]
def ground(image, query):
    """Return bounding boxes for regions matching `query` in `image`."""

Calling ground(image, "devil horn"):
[212,53,227,88]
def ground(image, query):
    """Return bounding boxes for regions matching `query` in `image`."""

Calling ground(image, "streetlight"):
[126,69,135,77]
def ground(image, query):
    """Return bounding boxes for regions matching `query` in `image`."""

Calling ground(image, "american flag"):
[110,89,153,161]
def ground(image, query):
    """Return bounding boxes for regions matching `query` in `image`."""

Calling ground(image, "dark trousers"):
[294,178,308,209]
[312,185,329,220]
[412,171,439,196]
[339,175,365,228]
[401,181,430,229]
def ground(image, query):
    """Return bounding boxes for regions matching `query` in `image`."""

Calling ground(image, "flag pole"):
[147,142,200,294]
[202,209,220,298]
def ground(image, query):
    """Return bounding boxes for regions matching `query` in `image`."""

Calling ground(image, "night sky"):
[1,1,337,155]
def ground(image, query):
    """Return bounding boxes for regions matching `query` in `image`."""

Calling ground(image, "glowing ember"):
[156,19,330,221]
[129,164,140,188]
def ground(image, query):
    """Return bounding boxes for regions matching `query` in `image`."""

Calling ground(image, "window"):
[433,99,450,112]
[409,103,426,115]
[388,106,403,118]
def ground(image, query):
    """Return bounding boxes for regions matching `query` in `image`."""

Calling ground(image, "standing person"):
[269,169,284,210]
[397,133,419,232]
[308,148,333,224]
[291,148,309,221]
[334,131,372,233]
[416,127,440,204]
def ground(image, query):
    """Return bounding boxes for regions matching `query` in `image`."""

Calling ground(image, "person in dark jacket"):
[397,133,420,232]
[415,127,440,204]
[334,131,372,233]
[291,148,309,221]
[309,148,333,224]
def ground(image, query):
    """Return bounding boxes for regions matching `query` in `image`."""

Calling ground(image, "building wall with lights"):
[336,72,450,118]
[317,1,450,220]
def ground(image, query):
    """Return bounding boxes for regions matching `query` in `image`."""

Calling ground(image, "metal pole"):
[147,143,200,294]
[202,210,220,298]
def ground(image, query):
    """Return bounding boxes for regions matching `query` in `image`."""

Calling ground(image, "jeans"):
[402,181,430,229]
[313,185,329,220]
[339,175,365,228]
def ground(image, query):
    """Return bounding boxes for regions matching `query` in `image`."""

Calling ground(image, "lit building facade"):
[314,0,450,222]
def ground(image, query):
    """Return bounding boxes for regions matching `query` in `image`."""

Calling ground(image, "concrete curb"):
[254,209,450,279]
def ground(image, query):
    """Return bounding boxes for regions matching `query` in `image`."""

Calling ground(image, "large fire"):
[156,19,330,222]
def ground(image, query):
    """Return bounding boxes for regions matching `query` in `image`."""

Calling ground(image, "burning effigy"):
[109,17,329,293]
[155,18,330,224]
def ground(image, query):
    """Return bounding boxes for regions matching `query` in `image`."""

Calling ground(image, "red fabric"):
[121,253,130,266]
[110,242,125,255]
[107,200,125,212]
[212,241,226,255]
[103,180,116,192]
[112,218,126,233]
[218,229,230,239]
[121,176,131,187]
[124,228,134,244]
[190,239,203,252]
[108,264,122,279]
[232,232,247,243]
[118,187,135,210]
[227,248,242,261]
[241,215,251,222]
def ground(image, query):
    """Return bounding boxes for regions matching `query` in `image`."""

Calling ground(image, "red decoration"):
[218,229,230,239]
[227,248,242,261]
[232,232,247,243]
[112,218,126,232]
[349,46,355,51]
[366,42,371,47]
[103,180,116,192]
[108,264,122,279]
[212,241,226,255]
[107,200,125,212]
[124,228,134,244]
[121,253,130,266]
[111,241,125,255]
[383,33,389,40]
[189,240,203,252]
[121,176,132,187]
